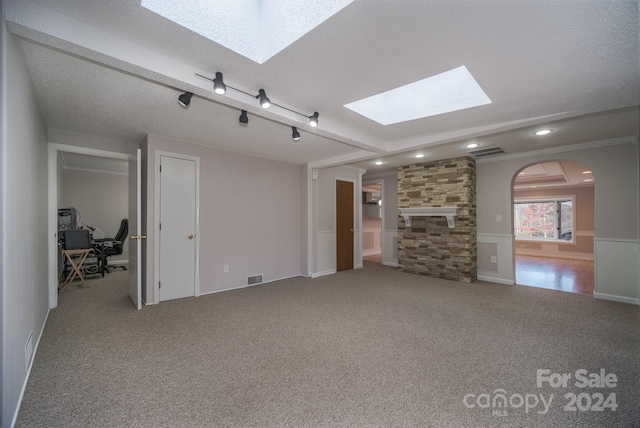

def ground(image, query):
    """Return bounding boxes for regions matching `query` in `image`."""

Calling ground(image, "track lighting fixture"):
[239,110,249,125]
[214,72,226,95]
[178,92,193,108]
[292,126,300,141]
[309,112,319,127]
[257,89,271,108]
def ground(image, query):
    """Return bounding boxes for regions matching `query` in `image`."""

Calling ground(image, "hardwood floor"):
[515,255,594,295]
[363,253,382,263]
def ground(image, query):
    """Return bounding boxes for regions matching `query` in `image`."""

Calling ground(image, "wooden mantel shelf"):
[399,207,459,229]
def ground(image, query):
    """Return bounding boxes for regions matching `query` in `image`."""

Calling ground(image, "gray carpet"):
[16,263,640,427]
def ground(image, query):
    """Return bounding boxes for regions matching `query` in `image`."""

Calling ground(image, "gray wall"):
[1,26,49,427]
[144,134,302,303]
[476,142,640,302]
[62,168,130,261]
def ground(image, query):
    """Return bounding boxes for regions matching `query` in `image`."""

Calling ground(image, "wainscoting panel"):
[593,238,640,304]
[477,233,515,284]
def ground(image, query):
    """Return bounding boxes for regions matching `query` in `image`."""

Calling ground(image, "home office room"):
[56,151,130,288]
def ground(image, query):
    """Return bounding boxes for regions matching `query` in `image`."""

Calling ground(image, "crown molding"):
[477,137,634,164]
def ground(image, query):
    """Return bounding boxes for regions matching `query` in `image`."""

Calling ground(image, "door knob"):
[187,234,194,239]
[350,229,354,232]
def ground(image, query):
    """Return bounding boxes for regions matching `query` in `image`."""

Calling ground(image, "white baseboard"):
[311,269,336,278]
[477,275,515,285]
[199,274,304,296]
[12,308,50,428]
[382,262,398,267]
[594,292,639,305]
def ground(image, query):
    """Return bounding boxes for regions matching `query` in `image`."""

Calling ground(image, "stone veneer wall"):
[397,157,477,282]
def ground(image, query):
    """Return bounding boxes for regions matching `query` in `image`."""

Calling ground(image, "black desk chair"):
[103,219,128,273]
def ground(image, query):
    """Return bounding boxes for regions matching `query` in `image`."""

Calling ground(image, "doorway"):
[47,143,133,309]
[512,161,595,295]
[336,179,354,271]
[362,181,382,264]
[156,153,200,301]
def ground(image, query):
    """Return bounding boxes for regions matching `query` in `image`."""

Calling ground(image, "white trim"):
[477,233,514,238]
[48,143,132,310]
[594,292,639,305]
[10,309,50,428]
[593,237,640,244]
[61,165,129,176]
[399,206,459,228]
[154,150,201,304]
[311,269,336,278]
[477,137,633,164]
[478,275,515,285]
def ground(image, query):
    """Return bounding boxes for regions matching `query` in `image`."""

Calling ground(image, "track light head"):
[214,72,226,95]
[292,126,300,141]
[239,110,249,125]
[309,112,319,127]
[257,89,271,108]
[178,92,193,108]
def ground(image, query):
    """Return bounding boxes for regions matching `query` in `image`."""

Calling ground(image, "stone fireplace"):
[397,157,477,282]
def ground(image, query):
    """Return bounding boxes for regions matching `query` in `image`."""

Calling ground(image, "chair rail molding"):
[399,207,459,228]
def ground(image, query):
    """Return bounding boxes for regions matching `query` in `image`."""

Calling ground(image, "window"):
[514,197,574,242]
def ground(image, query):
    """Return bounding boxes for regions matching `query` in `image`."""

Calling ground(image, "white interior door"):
[128,148,142,309]
[159,155,197,301]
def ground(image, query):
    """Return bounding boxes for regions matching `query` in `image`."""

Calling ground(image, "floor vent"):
[247,274,263,285]
[468,146,505,157]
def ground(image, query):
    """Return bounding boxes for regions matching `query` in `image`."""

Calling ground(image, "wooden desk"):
[61,248,92,291]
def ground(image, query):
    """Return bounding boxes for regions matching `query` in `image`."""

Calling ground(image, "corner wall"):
[143,135,302,303]
[397,157,477,283]
[476,141,640,304]
[2,25,49,427]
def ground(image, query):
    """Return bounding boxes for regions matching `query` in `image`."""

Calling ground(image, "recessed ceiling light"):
[518,172,525,175]
[584,179,593,182]
[413,153,426,158]
[534,129,553,136]
[373,161,385,166]
[531,186,537,188]
[582,170,592,174]
[465,143,479,149]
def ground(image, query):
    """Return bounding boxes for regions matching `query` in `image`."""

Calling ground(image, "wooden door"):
[336,180,354,271]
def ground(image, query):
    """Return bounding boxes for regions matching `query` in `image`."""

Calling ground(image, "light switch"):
[496,215,502,223]
[490,256,497,264]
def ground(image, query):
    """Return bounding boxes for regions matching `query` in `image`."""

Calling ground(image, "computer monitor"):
[63,229,91,250]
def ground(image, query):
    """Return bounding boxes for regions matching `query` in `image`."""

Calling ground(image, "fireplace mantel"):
[399,207,459,229]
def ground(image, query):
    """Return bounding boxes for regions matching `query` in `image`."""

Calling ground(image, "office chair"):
[103,219,129,273]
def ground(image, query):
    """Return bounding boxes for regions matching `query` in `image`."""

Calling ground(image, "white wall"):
[2,25,49,427]
[311,165,364,276]
[62,168,129,261]
[476,141,640,303]
[144,134,302,303]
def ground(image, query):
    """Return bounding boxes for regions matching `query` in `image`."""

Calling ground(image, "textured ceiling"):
[4,0,640,168]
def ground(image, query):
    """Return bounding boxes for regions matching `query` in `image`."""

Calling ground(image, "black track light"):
[239,110,249,125]
[292,126,300,141]
[178,92,193,108]
[257,89,271,108]
[214,72,226,95]
[309,111,319,127]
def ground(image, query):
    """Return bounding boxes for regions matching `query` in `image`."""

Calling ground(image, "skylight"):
[343,66,492,125]
[141,0,353,64]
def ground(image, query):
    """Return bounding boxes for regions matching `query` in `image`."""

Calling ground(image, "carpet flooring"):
[16,262,640,427]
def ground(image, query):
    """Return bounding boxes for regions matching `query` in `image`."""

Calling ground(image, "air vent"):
[468,146,505,157]
[247,274,263,285]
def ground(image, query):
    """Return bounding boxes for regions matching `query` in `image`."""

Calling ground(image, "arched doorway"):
[512,161,595,295]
